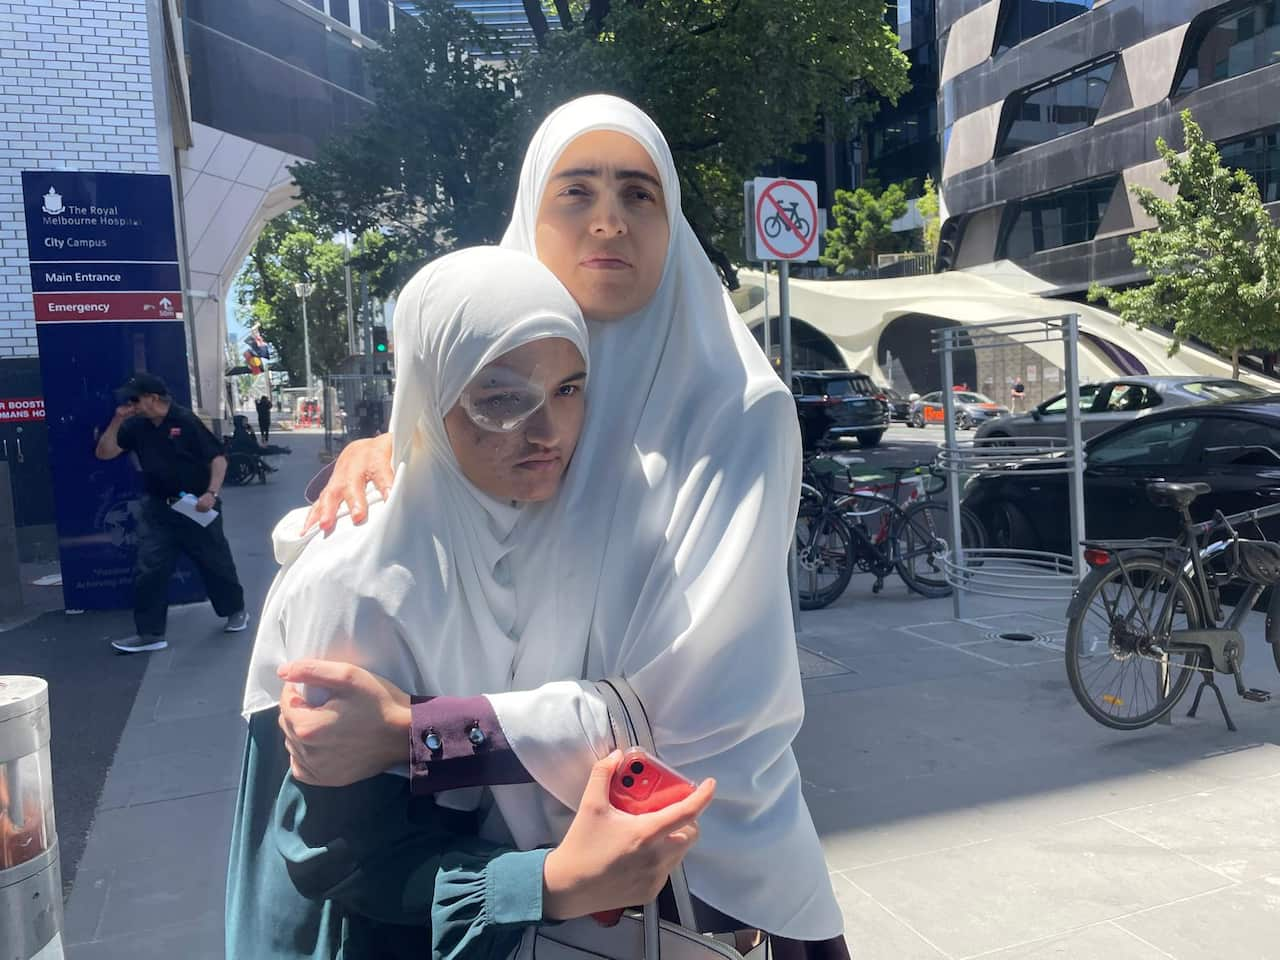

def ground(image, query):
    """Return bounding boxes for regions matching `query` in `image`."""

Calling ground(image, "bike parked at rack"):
[1065,480,1280,731]
[795,456,986,610]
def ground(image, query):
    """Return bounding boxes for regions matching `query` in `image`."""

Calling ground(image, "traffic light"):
[372,325,389,354]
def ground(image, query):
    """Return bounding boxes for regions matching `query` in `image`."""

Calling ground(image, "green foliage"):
[819,180,910,274]
[235,207,389,387]
[290,0,522,290]
[917,175,940,262]
[292,0,909,289]
[1089,110,1280,377]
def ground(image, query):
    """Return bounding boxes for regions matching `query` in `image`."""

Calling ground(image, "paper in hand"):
[171,493,218,527]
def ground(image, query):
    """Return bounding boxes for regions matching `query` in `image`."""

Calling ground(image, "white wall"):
[0,0,163,358]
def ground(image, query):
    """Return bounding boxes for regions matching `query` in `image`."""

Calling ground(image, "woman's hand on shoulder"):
[302,433,396,535]
[276,659,412,786]
[541,752,715,920]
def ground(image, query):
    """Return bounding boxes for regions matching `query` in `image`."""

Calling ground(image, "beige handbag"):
[517,678,755,960]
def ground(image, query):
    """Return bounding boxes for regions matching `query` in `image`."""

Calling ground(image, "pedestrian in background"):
[94,372,249,653]
[1011,375,1026,413]
[256,393,273,443]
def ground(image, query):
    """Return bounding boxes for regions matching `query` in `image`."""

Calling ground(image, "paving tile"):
[67,912,223,960]
[111,709,247,764]
[1103,774,1280,883]
[846,817,1229,958]
[74,788,236,872]
[976,921,1172,959]
[1115,876,1280,960]
[96,746,243,810]
[830,873,947,960]
[95,850,226,939]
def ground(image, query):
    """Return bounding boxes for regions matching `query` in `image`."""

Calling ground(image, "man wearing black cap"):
[95,372,248,653]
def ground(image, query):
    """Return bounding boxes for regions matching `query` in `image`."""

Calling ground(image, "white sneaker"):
[112,635,168,654]
[225,610,250,632]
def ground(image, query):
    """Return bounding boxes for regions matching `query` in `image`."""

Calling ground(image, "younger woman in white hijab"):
[282,96,847,955]
[227,246,713,960]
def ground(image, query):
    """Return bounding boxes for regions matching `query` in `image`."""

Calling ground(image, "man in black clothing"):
[95,372,248,654]
[256,393,273,443]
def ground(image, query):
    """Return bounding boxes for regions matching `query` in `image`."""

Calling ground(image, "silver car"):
[974,376,1270,443]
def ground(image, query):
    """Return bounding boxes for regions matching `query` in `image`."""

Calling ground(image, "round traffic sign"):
[755,179,819,260]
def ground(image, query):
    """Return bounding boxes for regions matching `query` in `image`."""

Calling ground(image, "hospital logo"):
[42,187,64,216]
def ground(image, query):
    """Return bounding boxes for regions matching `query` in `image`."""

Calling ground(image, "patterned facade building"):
[937,0,1280,294]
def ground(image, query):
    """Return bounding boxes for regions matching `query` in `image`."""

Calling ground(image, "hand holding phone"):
[591,749,695,926]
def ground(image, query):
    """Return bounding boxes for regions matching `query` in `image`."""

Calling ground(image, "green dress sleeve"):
[272,768,550,960]
[227,707,549,960]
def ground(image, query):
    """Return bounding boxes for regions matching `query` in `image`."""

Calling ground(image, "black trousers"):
[134,496,244,636]
[258,412,270,442]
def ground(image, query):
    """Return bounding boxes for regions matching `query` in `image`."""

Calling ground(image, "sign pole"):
[778,259,800,627]
[746,176,818,635]
[762,262,772,363]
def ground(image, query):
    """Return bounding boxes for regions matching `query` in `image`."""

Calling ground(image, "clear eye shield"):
[458,364,553,433]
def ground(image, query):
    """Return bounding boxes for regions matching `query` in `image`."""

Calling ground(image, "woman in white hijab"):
[283,96,847,953]
[228,246,713,960]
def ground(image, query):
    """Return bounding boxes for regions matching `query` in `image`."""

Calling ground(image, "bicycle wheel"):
[1064,553,1202,730]
[764,215,782,239]
[891,500,984,598]
[795,504,854,610]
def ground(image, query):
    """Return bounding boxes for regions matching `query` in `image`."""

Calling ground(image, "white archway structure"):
[733,270,1276,391]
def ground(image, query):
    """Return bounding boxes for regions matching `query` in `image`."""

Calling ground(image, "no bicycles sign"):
[749,177,819,262]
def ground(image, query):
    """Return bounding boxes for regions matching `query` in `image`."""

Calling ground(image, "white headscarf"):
[488,96,842,939]
[241,248,588,735]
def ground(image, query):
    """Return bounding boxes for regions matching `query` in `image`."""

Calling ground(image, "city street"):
[2,429,1273,958]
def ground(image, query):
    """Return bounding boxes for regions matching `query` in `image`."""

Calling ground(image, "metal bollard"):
[0,677,63,959]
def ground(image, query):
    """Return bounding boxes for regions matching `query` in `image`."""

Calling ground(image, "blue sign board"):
[20,171,204,611]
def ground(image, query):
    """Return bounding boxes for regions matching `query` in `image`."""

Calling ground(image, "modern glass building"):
[937,0,1280,293]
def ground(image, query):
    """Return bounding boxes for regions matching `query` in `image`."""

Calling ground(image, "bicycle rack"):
[933,315,1088,617]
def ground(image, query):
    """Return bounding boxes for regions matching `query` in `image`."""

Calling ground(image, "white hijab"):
[489,96,842,939]
[241,248,588,735]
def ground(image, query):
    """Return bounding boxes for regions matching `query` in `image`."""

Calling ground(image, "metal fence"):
[933,314,1087,616]
[320,373,394,458]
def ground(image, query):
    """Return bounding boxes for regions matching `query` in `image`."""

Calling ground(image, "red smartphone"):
[608,748,695,814]
[591,749,696,927]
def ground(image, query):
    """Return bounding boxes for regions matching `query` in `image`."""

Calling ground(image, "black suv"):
[791,371,890,449]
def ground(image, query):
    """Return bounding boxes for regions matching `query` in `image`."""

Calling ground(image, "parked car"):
[879,385,913,422]
[908,390,1009,430]
[974,376,1271,444]
[962,398,1280,556]
[792,370,890,449]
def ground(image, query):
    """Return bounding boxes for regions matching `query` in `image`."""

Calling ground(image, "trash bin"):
[0,676,63,959]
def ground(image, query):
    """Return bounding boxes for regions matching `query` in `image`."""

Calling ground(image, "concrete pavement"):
[42,431,1280,958]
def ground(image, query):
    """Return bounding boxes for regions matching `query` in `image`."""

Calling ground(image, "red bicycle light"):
[1084,548,1112,568]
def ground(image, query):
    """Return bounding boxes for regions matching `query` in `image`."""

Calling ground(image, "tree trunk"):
[584,0,610,34]
[551,0,575,30]
[521,0,549,44]
[1232,347,1240,379]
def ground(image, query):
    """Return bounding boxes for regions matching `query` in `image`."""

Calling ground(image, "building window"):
[998,177,1118,259]
[1219,127,1280,202]
[995,0,1096,54]
[1175,1,1280,94]
[997,57,1116,155]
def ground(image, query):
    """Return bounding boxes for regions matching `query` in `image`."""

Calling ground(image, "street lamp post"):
[294,281,315,395]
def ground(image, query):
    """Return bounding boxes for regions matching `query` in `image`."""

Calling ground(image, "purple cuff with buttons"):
[408,695,533,796]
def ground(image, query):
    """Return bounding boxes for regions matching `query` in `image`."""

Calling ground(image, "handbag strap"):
[596,678,700,933]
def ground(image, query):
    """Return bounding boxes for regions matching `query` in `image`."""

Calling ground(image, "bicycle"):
[763,201,810,241]
[795,457,986,609]
[1064,481,1280,731]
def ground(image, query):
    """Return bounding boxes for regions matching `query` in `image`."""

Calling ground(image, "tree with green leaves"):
[917,175,940,264]
[1089,110,1280,378]
[819,180,910,275]
[236,208,394,387]
[293,0,909,288]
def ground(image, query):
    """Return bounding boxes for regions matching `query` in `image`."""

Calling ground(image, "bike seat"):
[1146,481,1211,509]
